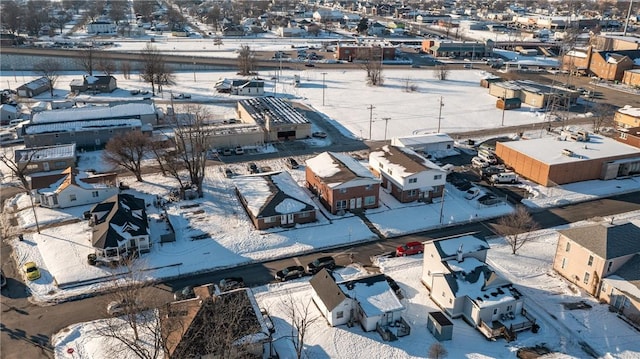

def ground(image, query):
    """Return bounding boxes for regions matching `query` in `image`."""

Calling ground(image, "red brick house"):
[616,126,640,149]
[589,50,639,81]
[305,152,380,215]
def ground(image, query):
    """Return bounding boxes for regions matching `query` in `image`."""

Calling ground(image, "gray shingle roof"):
[309,269,348,311]
[558,222,640,259]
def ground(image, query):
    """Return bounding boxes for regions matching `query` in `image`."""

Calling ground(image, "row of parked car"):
[275,256,337,281]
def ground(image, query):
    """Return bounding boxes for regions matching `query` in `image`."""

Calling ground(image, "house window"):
[339,188,347,194]
[565,242,571,252]
[607,261,613,272]
[442,291,445,297]
[69,194,76,201]
[583,272,590,284]
[620,132,627,139]
[54,161,67,168]
[561,257,567,269]
[336,200,347,210]
[408,189,417,196]
[601,283,607,292]
[387,169,393,175]
[299,212,310,218]
[434,174,442,180]
[364,196,376,205]
[449,298,452,304]
[587,255,594,266]
[336,311,344,319]
[92,191,99,197]
[264,216,275,223]
[408,178,417,183]
[379,163,384,169]
[507,305,512,312]
[493,308,498,315]
[446,144,451,149]
[365,184,372,190]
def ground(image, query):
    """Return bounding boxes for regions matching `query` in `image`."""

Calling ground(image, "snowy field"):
[52,211,640,359]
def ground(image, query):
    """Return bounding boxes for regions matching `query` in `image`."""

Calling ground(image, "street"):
[3,190,640,358]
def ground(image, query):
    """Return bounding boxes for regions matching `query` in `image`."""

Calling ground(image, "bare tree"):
[237,45,256,76]
[34,59,61,97]
[434,65,450,81]
[360,47,384,86]
[103,131,151,181]
[403,77,418,92]
[0,148,42,233]
[428,342,448,359]
[494,205,539,255]
[77,46,96,76]
[1,1,22,35]
[121,61,132,80]
[97,259,168,359]
[590,102,615,134]
[280,292,319,359]
[140,44,175,95]
[97,57,116,76]
[155,105,212,198]
[24,0,49,36]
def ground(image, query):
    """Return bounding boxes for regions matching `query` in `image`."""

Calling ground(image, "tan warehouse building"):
[237,97,311,141]
[495,135,640,186]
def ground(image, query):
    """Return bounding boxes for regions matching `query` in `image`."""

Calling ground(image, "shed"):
[480,77,503,88]
[427,311,453,341]
[496,98,522,110]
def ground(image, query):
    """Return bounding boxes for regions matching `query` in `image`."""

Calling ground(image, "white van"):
[478,149,497,164]
[490,172,517,184]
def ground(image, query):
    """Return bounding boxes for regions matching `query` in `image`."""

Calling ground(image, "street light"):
[192,57,196,82]
[321,72,327,106]
[437,96,444,133]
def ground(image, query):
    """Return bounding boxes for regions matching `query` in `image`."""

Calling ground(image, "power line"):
[368,104,375,140]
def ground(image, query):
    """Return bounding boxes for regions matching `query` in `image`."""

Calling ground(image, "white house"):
[391,133,456,158]
[36,167,118,209]
[0,104,18,125]
[87,19,116,34]
[369,145,446,203]
[310,270,409,339]
[313,10,344,23]
[421,235,537,341]
[276,24,307,37]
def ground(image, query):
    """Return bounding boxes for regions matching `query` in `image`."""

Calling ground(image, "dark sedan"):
[307,256,336,274]
[219,277,245,291]
[275,266,305,281]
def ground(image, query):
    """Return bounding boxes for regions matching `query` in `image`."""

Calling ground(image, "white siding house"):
[310,270,354,327]
[369,145,446,203]
[36,168,118,209]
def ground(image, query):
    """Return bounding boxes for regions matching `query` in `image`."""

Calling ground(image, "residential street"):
[2,190,640,359]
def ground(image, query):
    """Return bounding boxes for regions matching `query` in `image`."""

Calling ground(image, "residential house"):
[305,152,380,214]
[69,75,117,94]
[369,145,446,203]
[553,222,640,322]
[276,23,307,37]
[35,167,118,209]
[616,126,640,149]
[215,79,265,96]
[237,97,311,141]
[313,10,344,23]
[161,286,272,359]
[89,194,150,260]
[233,171,317,230]
[222,25,245,36]
[15,143,76,174]
[17,77,50,98]
[561,47,593,75]
[367,22,387,36]
[87,19,116,34]
[614,105,640,129]
[421,235,536,341]
[310,269,410,339]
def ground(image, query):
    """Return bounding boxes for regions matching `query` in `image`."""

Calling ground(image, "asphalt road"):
[3,190,640,359]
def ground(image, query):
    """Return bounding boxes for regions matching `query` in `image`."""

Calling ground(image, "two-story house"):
[369,145,446,203]
[421,235,536,341]
[553,221,640,322]
[305,152,380,214]
[35,167,118,209]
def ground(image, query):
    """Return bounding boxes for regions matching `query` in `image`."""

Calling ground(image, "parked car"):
[481,165,506,179]
[465,187,483,200]
[307,256,336,274]
[107,298,142,316]
[222,148,232,156]
[491,172,517,184]
[23,261,40,281]
[224,168,234,178]
[478,149,498,164]
[234,146,244,155]
[174,285,195,301]
[248,163,259,174]
[471,156,490,168]
[275,265,305,281]
[1,269,6,288]
[285,157,299,169]
[219,277,245,291]
[172,93,191,99]
[396,241,424,257]
[312,131,327,138]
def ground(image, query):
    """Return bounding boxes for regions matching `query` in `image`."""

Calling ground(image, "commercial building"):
[237,97,311,141]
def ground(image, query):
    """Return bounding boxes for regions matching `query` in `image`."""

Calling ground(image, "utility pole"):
[321,72,327,106]
[368,104,375,140]
[437,96,444,133]
[192,57,196,82]
[382,117,390,140]
[501,88,506,126]
[439,189,446,224]
[623,0,634,36]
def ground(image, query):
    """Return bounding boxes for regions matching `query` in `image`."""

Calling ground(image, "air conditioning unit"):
[562,149,574,157]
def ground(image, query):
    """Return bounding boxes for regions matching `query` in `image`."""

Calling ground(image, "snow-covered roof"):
[31,103,156,124]
[497,135,640,166]
[233,171,316,217]
[19,77,49,90]
[392,133,454,147]
[444,258,518,308]
[15,143,76,163]
[306,152,379,189]
[434,235,489,259]
[0,104,18,114]
[618,105,640,118]
[338,275,404,316]
[369,145,444,178]
[25,119,142,134]
[239,97,309,126]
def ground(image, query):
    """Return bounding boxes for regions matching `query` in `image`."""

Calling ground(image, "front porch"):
[376,317,411,341]
[477,308,537,341]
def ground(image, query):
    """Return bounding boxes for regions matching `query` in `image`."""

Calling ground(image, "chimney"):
[456,244,464,262]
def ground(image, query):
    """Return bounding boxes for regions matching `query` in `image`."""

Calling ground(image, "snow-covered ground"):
[52,211,640,359]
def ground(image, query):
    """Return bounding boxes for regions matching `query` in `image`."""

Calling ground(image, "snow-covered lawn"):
[52,212,640,359]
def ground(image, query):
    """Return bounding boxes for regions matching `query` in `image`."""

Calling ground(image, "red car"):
[396,241,424,257]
